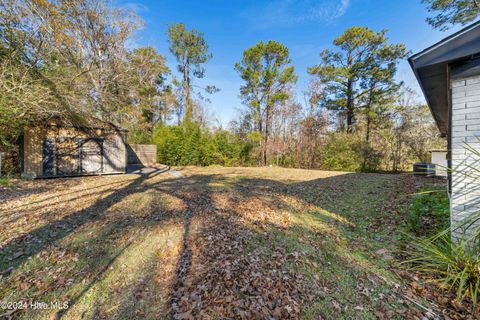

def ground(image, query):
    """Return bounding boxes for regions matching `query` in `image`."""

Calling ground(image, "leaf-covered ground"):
[0,166,465,319]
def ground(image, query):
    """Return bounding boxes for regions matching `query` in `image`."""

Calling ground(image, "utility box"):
[413,163,436,177]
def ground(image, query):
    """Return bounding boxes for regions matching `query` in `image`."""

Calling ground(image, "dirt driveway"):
[0,167,439,319]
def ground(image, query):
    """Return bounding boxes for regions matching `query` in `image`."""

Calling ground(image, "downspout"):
[447,64,452,197]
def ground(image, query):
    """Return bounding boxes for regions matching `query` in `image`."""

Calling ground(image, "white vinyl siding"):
[451,75,480,241]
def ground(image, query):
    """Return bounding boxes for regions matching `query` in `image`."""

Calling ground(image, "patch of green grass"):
[0,176,10,186]
[406,187,449,236]
[245,200,404,319]
[1,222,183,320]
[405,187,480,310]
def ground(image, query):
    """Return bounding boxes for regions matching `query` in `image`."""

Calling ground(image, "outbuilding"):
[430,149,448,177]
[21,120,128,179]
[409,21,480,241]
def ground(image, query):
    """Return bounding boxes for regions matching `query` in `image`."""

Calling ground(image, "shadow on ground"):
[0,168,420,319]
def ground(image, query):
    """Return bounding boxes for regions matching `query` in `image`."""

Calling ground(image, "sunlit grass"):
[239,171,406,319]
[1,220,184,320]
[64,224,183,320]
[0,167,428,319]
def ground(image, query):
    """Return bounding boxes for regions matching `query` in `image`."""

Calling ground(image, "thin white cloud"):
[247,0,350,28]
[337,0,351,18]
[122,2,150,14]
[300,0,350,22]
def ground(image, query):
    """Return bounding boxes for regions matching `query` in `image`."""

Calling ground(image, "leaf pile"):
[171,210,314,320]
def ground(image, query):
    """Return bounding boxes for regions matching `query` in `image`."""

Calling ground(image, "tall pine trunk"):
[256,108,264,166]
[183,63,192,123]
[366,113,371,142]
[365,83,376,142]
[263,107,271,166]
[346,79,355,133]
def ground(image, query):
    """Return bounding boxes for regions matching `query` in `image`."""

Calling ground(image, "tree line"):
[1,0,466,173]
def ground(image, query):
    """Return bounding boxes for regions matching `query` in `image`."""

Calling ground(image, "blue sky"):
[119,0,462,126]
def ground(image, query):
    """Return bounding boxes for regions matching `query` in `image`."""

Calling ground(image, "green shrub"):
[407,188,450,235]
[319,133,382,172]
[0,176,10,186]
[358,143,383,172]
[211,130,243,166]
[152,123,251,166]
[239,143,256,166]
[320,133,361,171]
[128,126,153,144]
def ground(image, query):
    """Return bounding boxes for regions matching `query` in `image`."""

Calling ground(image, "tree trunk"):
[256,108,263,166]
[310,141,316,169]
[257,111,262,134]
[346,108,354,133]
[365,84,376,142]
[346,79,354,133]
[183,63,192,123]
[366,113,371,142]
[263,106,271,166]
[365,99,372,142]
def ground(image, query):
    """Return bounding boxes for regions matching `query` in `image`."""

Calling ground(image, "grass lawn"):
[0,167,450,319]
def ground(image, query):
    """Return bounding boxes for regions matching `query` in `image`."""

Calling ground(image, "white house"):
[409,21,480,241]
